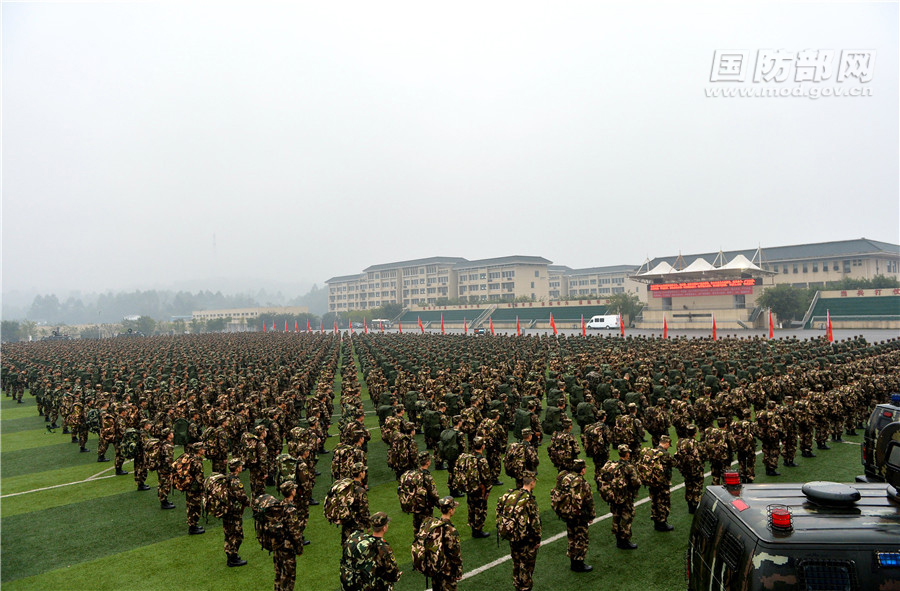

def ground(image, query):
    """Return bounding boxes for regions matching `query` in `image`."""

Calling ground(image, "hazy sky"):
[3,1,898,299]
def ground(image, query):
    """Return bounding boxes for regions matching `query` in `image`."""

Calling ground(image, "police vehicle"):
[686,443,900,591]
[859,393,900,483]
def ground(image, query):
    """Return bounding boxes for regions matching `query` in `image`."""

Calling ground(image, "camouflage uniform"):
[643,402,671,447]
[223,466,250,564]
[811,388,831,449]
[182,445,205,530]
[548,423,581,473]
[402,465,441,535]
[157,436,175,505]
[133,423,151,490]
[730,414,757,483]
[795,392,816,457]
[430,516,463,591]
[642,438,675,529]
[242,430,269,498]
[776,398,799,467]
[674,428,704,512]
[581,419,612,471]
[755,404,782,475]
[703,422,732,485]
[509,487,541,591]
[467,450,493,534]
[98,408,115,462]
[273,495,305,591]
[339,479,371,545]
[504,438,539,489]
[560,465,595,564]
[203,424,229,475]
[600,449,642,547]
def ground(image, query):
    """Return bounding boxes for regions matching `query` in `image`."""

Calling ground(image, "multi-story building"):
[455,256,552,303]
[191,306,309,328]
[559,265,644,301]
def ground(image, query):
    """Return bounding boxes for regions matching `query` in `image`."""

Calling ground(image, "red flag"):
[619,314,624,337]
[398,320,402,333]
[441,313,445,335]
[294,320,298,333]
[581,315,585,337]
[349,319,353,333]
[463,318,467,334]
[334,320,338,334]
[263,321,266,333]
[550,313,557,336]
[364,318,368,334]
[285,320,288,332]
[380,320,384,333]
[307,319,311,333]
[418,316,424,334]
[826,310,833,342]
[320,320,323,333]
[272,321,276,332]
[663,315,668,339]
[768,309,774,339]
[712,314,717,341]
[490,317,494,335]
[517,316,521,336]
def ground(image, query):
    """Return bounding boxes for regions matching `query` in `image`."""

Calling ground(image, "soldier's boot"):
[302,537,311,546]
[188,525,206,535]
[654,521,674,532]
[435,462,447,471]
[71,435,78,443]
[493,479,504,486]
[80,446,90,453]
[801,450,815,458]
[227,554,247,567]
[161,499,176,510]
[472,528,491,539]
[834,434,843,442]
[308,498,319,506]
[137,482,151,491]
[115,468,129,475]
[62,427,70,434]
[616,537,638,550]
[97,455,110,462]
[765,467,780,476]
[451,489,465,498]
[783,460,798,467]
[314,470,322,476]
[687,502,698,514]
[570,560,593,573]
[817,442,830,450]
[45,416,50,422]
[846,430,857,436]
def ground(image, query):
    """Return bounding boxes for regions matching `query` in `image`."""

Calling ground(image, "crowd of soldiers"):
[2,330,899,591]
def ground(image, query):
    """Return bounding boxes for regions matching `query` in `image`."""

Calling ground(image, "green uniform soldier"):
[643,435,675,531]
[430,497,464,591]
[182,442,206,535]
[399,452,441,535]
[674,424,704,513]
[467,438,493,539]
[158,428,176,510]
[508,472,541,591]
[224,458,250,567]
[273,481,306,591]
[599,444,642,550]
[559,459,595,572]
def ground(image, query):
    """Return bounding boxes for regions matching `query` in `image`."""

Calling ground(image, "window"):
[488,272,500,279]
[833,261,839,271]
[812,263,818,273]
[534,271,539,277]
[802,264,808,273]
[531,282,535,288]
[793,264,798,274]
[783,265,789,274]
[734,294,746,309]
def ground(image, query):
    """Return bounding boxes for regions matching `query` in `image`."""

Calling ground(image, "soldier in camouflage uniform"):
[243,424,269,497]
[224,458,250,567]
[113,405,129,475]
[401,452,441,535]
[599,445,642,550]
[614,402,645,456]
[202,420,229,474]
[548,416,581,473]
[273,481,306,591]
[704,417,732,485]
[388,422,419,481]
[810,385,831,450]
[342,512,401,591]
[508,472,541,591]
[504,428,539,489]
[643,435,675,531]
[182,442,206,535]
[644,399,671,447]
[777,396,799,467]
[730,409,757,483]
[134,419,152,491]
[97,400,114,463]
[158,428,176,510]
[430,497,464,591]
[674,424,704,513]
[467,437,494,538]
[69,399,91,453]
[581,412,612,471]
[796,389,816,457]
[755,402,782,476]
[561,459,595,572]
[340,463,371,545]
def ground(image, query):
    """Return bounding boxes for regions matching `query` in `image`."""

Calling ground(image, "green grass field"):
[0,382,867,591]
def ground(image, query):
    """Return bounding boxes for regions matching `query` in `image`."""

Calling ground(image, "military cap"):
[188,442,204,453]
[371,512,390,528]
[278,481,296,497]
[488,409,500,419]
[617,444,631,456]
[417,451,432,464]
[452,415,462,423]
[766,400,777,409]
[560,415,573,427]
[161,428,172,438]
[627,402,637,409]
[521,428,533,437]
[473,436,485,448]
[255,423,268,434]
[228,457,244,470]
[572,459,586,471]
[660,435,671,445]
[438,496,459,513]
[352,461,367,476]
[521,470,537,479]
[596,409,607,418]
[784,396,794,403]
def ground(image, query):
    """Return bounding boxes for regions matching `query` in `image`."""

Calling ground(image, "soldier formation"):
[3,330,900,591]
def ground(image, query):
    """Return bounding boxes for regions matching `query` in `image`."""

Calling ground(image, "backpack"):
[173,417,190,447]
[438,429,461,463]
[550,471,583,520]
[144,438,161,471]
[597,461,628,504]
[504,443,526,479]
[513,408,532,441]
[340,530,378,591]
[398,470,425,514]
[410,517,445,578]
[202,426,227,459]
[242,432,259,465]
[542,406,563,437]
[496,489,531,542]
[575,402,595,427]
[275,453,298,487]
[452,453,480,494]
[172,453,194,492]
[202,473,232,518]
[252,494,285,552]
[324,478,355,525]
[86,408,101,434]
[121,428,139,460]
[444,394,461,417]
[422,410,442,440]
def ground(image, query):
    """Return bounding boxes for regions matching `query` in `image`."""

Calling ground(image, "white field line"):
[1,459,134,499]
[441,451,767,589]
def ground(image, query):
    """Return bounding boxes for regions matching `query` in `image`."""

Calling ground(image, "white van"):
[586,315,620,330]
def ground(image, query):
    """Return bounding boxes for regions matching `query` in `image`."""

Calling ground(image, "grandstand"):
[489,304,608,324]
[804,290,900,329]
